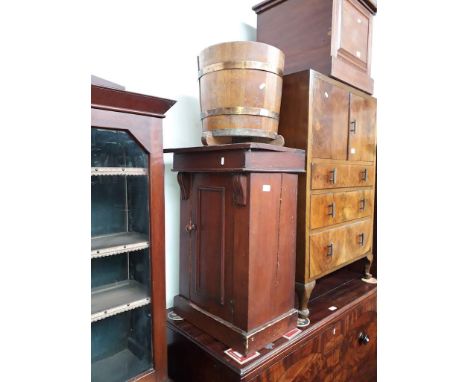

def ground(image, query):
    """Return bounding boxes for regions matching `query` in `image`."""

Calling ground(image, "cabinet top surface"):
[164,142,304,154]
[91,84,176,118]
[252,0,377,14]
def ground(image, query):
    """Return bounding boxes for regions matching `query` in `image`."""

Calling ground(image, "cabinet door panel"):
[311,77,349,160]
[348,93,376,162]
[340,0,371,66]
[189,174,233,322]
[311,162,374,189]
[309,218,372,278]
[310,189,374,229]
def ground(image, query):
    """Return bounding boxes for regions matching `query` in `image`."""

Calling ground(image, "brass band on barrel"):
[206,128,278,139]
[198,60,284,78]
[200,107,280,120]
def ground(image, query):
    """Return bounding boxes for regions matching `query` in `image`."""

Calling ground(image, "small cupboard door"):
[339,0,371,67]
[348,93,376,162]
[189,174,234,323]
[311,76,349,160]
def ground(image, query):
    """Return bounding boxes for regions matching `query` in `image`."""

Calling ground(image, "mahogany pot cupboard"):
[167,268,377,382]
[276,69,377,324]
[253,0,377,94]
[91,83,175,382]
[164,143,306,356]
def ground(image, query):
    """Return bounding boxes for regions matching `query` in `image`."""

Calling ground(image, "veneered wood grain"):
[309,218,372,278]
[348,93,377,162]
[310,76,349,160]
[167,271,377,382]
[311,161,374,189]
[310,188,374,229]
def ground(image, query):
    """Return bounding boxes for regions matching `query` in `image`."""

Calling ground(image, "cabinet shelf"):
[91,167,148,176]
[92,348,151,382]
[91,232,149,258]
[91,280,150,322]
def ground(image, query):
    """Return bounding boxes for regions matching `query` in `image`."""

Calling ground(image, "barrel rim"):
[198,40,285,64]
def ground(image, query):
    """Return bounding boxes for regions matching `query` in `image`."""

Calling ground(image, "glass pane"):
[91,306,153,382]
[91,176,149,237]
[91,128,153,381]
[91,128,148,168]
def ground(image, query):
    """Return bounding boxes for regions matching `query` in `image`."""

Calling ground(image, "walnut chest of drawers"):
[253,0,377,94]
[278,69,376,322]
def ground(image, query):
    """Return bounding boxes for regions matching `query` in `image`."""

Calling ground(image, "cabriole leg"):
[364,252,374,279]
[295,280,316,327]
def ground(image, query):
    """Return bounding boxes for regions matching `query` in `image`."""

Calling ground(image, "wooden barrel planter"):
[198,41,285,145]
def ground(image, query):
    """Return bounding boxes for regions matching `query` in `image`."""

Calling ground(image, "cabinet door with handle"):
[188,173,234,323]
[348,93,376,162]
[310,76,349,160]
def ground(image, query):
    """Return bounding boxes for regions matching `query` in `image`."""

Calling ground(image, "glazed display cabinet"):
[91,81,175,382]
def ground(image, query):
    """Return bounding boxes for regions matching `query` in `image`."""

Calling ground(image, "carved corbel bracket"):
[177,172,192,200]
[232,174,248,206]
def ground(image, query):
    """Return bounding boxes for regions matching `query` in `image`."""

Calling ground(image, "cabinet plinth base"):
[173,295,297,356]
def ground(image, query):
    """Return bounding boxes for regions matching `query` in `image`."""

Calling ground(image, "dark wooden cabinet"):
[253,0,377,94]
[277,69,376,323]
[165,143,305,356]
[91,83,175,382]
[167,270,377,382]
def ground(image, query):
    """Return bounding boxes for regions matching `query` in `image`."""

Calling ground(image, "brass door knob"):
[358,331,370,345]
[185,222,197,233]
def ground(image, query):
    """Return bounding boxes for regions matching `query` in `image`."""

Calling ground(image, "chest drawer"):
[310,189,373,229]
[311,162,374,189]
[337,294,377,382]
[309,218,372,277]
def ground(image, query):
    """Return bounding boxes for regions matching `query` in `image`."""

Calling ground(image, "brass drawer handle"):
[358,233,365,246]
[350,120,357,134]
[358,332,370,345]
[328,168,337,184]
[327,202,336,218]
[359,199,366,211]
[360,168,368,182]
[327,243,334,257]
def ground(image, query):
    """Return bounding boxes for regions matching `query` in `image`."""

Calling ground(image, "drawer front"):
[311,162,374,189]
[309,218,372,277]
[310,189,373,229]
[322,320,344,354]
[337,294,377,382]
[339,0,371,66]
